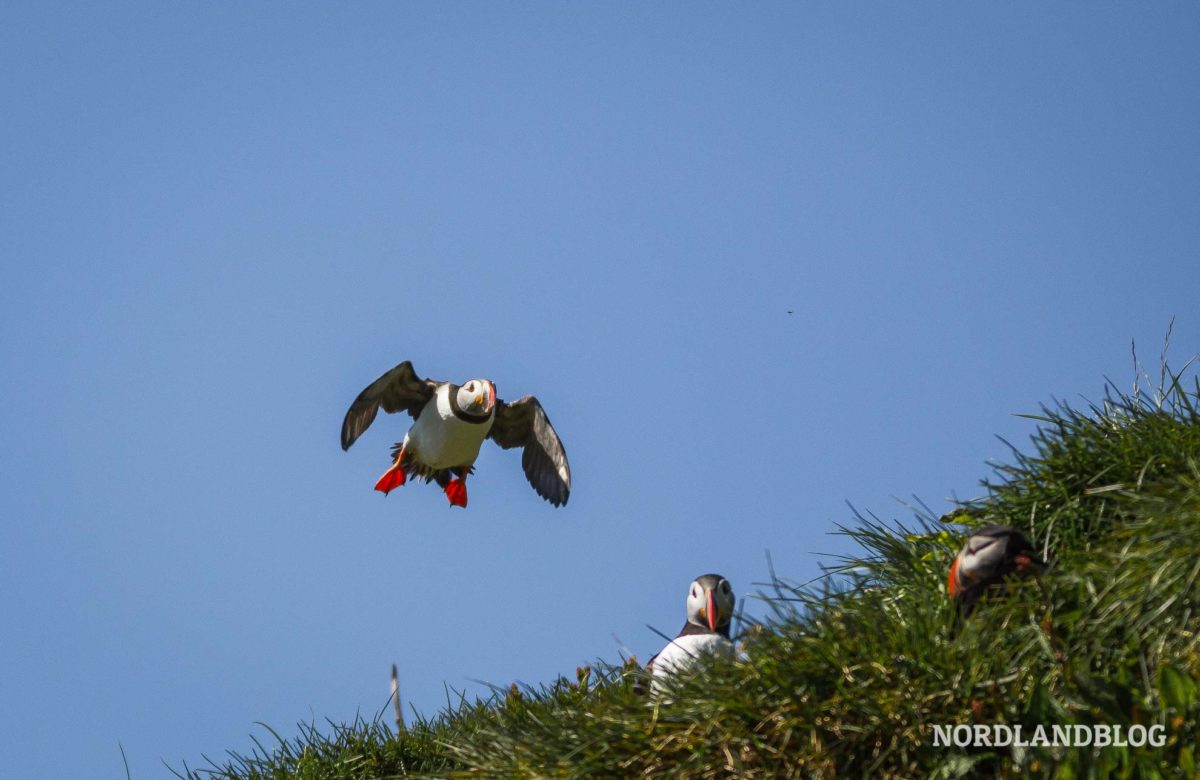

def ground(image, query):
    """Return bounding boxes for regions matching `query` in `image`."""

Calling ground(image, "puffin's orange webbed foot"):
[374,453,408,495]
[444,478,467,508]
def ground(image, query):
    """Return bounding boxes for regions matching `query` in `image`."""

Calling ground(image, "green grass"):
[179,360,1200,779]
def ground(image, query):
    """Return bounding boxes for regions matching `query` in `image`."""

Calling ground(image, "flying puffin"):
[948,524,1043,611]
[340,361,571,508]
[642,574,736,696]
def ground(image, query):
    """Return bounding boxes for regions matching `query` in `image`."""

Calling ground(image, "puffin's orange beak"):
[707,591,718,631]
[947,558,960,599]
[488,381,496,411]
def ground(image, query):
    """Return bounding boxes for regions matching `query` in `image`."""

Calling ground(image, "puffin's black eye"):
[721,582,731,593]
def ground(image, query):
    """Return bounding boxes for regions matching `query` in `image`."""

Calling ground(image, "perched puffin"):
[643,574,736,696]
[948,524,1043,611]
[341,361,570,508]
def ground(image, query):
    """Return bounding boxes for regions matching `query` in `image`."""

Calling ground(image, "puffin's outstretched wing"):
[487,395,571,506]
[341,361,438,450]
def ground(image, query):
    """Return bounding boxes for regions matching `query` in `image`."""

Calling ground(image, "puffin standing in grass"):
[644,574,737,695]
[948,525,1043,611]
[341,361,571,508]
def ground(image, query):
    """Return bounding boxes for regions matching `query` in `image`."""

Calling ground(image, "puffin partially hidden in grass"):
[341,361,571,508]
[948,525,1043,611]
[643,574,736,695]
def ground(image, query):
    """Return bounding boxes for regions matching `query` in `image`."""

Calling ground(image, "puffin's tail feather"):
[375,463,407,494]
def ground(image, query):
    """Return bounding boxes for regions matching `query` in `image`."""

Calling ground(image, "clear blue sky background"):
[2,4,1198,777]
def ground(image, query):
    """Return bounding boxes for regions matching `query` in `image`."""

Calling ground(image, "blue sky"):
[2,3,1198,777]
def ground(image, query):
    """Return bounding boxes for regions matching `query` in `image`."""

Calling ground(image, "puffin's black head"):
[948,524,1043,608]
[686,574,735,636]
[455,379,496,418]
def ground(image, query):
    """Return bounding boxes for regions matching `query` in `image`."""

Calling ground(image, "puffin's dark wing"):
[487,395,571,506]
[341,361,438,450]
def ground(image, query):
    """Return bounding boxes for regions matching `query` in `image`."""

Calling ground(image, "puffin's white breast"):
[650,633,734,694]
[404,387,494,469]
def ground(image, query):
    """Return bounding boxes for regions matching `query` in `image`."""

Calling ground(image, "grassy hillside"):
[179,364,1200,779]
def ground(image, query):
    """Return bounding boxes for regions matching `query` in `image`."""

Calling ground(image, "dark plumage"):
[341,361,437,449]
[487,396,571,507]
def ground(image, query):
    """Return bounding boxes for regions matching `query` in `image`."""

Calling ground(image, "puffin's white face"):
[686,574,735,632]
[958,534,1005,580]
[456,379,496,416]
[949,525,1039,601]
